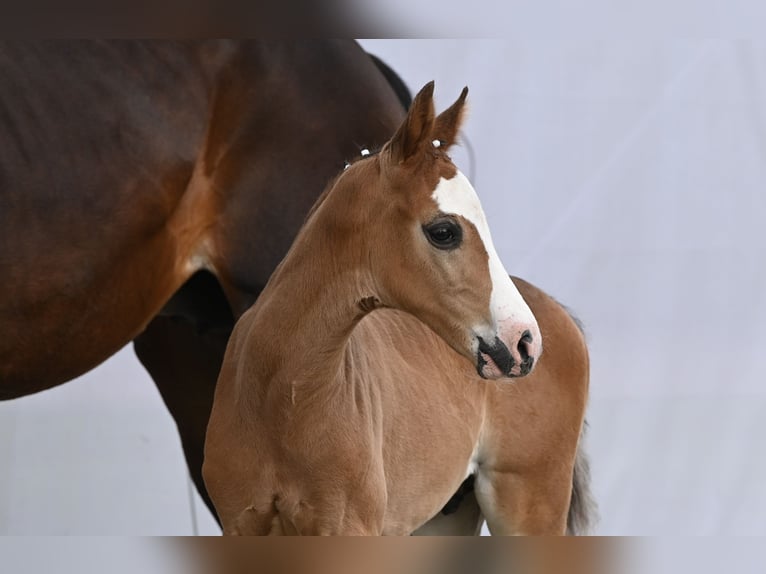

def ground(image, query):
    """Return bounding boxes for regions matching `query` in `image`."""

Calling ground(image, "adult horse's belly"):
[0,174,213,398]
[0,42,218,398]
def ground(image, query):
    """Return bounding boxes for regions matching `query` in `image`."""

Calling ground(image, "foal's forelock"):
[431,171,535,330]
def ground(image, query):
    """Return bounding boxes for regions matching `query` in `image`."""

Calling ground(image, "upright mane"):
[303,148,382,224]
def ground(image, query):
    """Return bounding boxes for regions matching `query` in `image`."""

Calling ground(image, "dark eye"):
[423,219,462,250]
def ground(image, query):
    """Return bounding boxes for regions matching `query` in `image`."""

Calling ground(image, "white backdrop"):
[1,39,765,535]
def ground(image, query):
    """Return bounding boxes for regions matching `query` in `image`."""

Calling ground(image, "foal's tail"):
[567,423,598,535]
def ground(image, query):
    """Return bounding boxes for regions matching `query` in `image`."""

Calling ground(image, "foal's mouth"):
[475,335,534,379]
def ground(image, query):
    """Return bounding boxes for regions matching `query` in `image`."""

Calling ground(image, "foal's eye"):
[423,219,462,250]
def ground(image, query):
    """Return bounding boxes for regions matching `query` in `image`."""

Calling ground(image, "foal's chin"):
[475,347,535,380]
[470,328,538,380]
[477,356,505,380]
[476,356,530,380]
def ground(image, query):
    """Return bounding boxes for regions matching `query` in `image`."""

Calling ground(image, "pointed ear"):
[432,86,468,150]
[388,81,435,163]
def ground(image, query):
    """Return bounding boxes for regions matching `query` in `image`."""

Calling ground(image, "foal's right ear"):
[387,81,435,164]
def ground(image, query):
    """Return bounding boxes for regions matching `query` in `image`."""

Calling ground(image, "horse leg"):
[133,315,229,523]
[132,272,238,525]
[412,491,484,535]
[475,466,572,536]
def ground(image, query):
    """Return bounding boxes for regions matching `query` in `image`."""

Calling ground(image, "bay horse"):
[0,39,409,516]
[203,83,592,535]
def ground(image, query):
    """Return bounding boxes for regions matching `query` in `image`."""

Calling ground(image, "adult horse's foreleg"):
[134,316,226,523]
[412,491,484,535]
[133,272,236,525]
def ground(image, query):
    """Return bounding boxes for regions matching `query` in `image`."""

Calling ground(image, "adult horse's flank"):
[203,83,591,535]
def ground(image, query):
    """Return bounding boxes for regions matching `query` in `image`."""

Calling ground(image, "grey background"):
[1,39,764,535]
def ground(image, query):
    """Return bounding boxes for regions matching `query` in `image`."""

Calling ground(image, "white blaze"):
[431,171,538,340]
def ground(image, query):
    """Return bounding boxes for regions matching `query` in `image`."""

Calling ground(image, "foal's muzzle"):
[476,332,535,379]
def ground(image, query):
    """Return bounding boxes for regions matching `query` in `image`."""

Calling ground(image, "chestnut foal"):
[203,83,591,535]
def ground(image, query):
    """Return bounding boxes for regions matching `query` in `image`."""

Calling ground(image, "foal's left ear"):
[432,87,469,150]
[388,81,436,164]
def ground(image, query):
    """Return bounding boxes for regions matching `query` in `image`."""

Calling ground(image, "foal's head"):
[333,82,542,379]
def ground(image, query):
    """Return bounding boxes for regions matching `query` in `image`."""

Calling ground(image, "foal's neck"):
[243,190,379,395]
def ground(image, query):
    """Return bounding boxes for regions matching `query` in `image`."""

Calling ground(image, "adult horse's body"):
[203,84,592,535]
[0,39,406,510]
[0,40,408,393]
[1,41,593,533]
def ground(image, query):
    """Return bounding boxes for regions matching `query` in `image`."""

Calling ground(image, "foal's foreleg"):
[475,467,572,536]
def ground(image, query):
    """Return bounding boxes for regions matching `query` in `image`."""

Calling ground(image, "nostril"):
[520,355,534,376]
[518,329,533,360]
[478,335,514,376]
[520,329,532,344]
